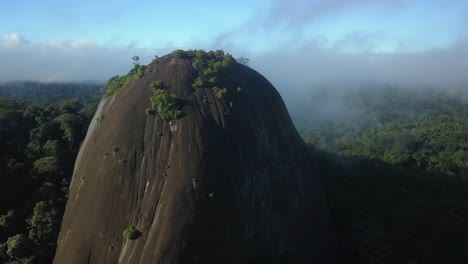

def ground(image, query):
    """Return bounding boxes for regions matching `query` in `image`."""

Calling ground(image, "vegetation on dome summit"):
[171,49,191,59]
[212,87,227,99]
[105,50,244,106]
[171,49,245,107]
[147,80,185,122]
[171,49,235,89]
[103,56,147,98]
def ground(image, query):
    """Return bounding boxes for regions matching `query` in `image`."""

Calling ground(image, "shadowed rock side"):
[53,54,340,263]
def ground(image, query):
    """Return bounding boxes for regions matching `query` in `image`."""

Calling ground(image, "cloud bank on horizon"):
[0,33,167,82]
[0,0,467,89]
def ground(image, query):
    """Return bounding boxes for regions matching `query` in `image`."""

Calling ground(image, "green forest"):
[300,87,468,263]
[0,82,102,104]
[1,83,468,263]
[0,83,101,263]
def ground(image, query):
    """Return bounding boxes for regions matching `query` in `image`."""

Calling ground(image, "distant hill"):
[0,81,103,104]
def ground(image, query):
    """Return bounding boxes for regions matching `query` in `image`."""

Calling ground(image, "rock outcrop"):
[54,51,340,263]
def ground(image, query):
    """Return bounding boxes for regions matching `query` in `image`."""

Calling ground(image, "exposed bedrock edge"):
[54,54,341,264]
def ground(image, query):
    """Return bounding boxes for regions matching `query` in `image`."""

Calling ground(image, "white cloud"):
[1,31,468,96]
[0,33,29,46]
[46,39,97,48]
[0,33,169,82]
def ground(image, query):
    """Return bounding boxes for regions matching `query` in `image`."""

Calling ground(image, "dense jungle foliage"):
[300,87,468,263]
[0,85,100,263]
[1,82,467,263]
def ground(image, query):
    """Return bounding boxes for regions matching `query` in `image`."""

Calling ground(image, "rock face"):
[54,52,340,263]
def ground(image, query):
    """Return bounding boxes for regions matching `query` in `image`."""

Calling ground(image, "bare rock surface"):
[54,53,340,264]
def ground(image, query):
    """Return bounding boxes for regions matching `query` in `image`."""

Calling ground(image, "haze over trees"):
[1,51,468,263]
[300,87,468,263]
[0,82,103,104]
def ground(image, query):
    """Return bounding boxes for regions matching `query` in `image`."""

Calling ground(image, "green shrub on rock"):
[212,87,227,100]
[150,89,185,121]
[123,226,141,240]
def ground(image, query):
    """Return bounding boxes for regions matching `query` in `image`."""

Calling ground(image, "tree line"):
[0,98,97,263]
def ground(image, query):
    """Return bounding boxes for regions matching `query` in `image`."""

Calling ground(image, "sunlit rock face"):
[54,52,340,264]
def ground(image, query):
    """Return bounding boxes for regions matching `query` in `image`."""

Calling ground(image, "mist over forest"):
[1,0,468,263]
[2,32,468,129]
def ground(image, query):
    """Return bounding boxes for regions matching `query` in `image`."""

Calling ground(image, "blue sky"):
[0,0,467,83]
[1,0,466,52]
[0,0,261,47]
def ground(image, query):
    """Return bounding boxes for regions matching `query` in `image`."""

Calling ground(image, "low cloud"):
[250,41,468,90]
[0,33,167,82]
[2,31,468,91]
[1,33,30,46]
[230,36,468,126]
[1,0,467,129]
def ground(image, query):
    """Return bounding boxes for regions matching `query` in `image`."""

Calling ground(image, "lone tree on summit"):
[132,55,140,68]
